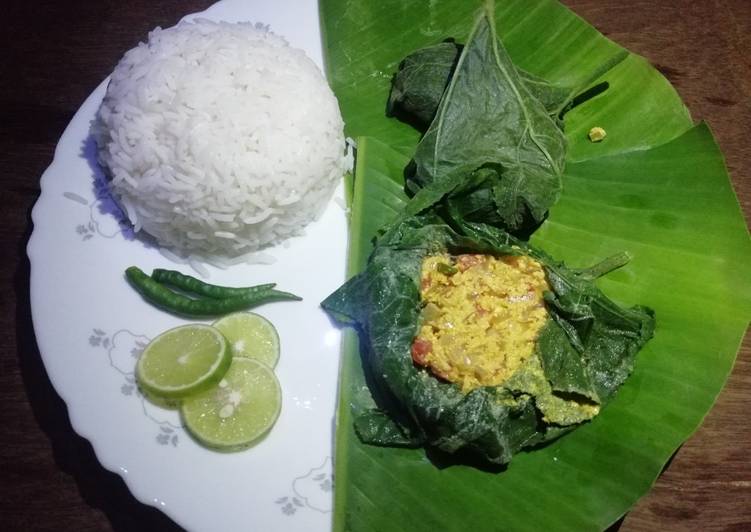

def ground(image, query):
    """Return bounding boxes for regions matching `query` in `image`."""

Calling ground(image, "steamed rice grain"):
[92,20,349,258]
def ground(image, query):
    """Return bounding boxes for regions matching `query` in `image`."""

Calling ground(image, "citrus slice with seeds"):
[211,312,280,368]
[136,324,231,399]
[181,357,282,450]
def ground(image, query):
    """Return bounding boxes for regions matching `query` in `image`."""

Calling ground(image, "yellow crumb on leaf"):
[588,126,607,142]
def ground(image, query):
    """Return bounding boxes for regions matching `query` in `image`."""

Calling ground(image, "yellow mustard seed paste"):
[412,253,550,392]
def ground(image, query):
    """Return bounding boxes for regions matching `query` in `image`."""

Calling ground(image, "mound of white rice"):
[93,20,348,258]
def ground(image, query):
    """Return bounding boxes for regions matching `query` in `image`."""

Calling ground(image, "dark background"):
[2,1,749,530]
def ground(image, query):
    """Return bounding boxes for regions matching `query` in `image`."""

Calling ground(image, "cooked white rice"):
[92,19,349,257]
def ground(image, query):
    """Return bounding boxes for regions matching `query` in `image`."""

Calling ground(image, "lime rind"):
[138,386,181,410]
[211,312,280,368]
[136,324,232,399]
[181,358,282,451]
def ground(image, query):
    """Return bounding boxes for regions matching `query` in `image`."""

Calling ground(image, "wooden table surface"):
[2,1,749,530]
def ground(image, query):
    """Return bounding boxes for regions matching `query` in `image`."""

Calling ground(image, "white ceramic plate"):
[27,1,344,530]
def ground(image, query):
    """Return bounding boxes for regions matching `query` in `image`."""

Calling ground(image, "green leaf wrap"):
[398,7,568,233]
[322,218,654,465]
[387,41,572,130]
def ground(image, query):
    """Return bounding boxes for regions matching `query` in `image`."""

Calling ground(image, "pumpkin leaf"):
[402,5,567,232]
[387,41,573,130]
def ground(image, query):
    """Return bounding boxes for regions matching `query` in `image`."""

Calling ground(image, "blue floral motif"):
[277,457,333,516]
[88,328,182,448]
[155,426,179,446]
[66,188,130,241]
[75,222,96,241]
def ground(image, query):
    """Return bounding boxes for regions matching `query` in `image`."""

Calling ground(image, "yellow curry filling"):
[412,253,550,393]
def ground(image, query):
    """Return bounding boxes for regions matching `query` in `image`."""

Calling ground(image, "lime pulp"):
[212,312,280,368]
[136,324,231,399]
[181,358,282,450]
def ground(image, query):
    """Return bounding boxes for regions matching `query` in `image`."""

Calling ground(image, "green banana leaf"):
[320,0,751,530]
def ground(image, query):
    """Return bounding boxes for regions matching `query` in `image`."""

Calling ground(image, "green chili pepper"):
[125,266,302,317]
[151,268,276,299]
[436,262,458,276]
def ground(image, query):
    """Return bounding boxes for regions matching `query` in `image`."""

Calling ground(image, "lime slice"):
[212,312,280,368]
[136,324,231,399]
[139,388,180,410]
[181,358,282,450]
